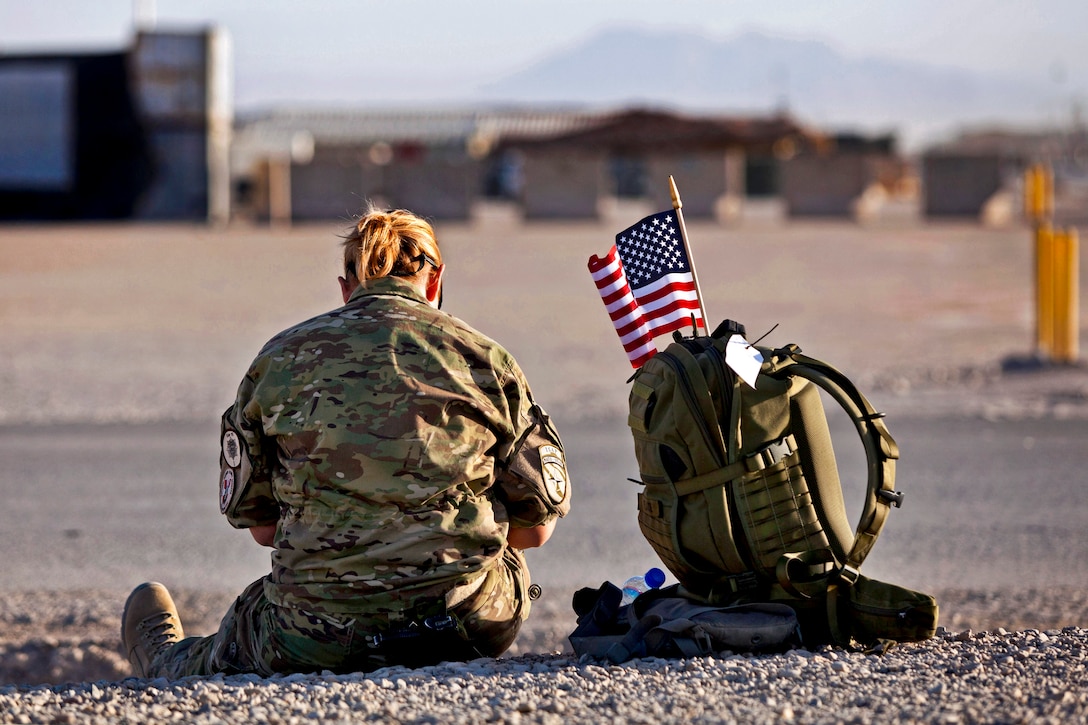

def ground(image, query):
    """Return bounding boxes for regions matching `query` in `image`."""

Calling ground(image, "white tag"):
[725,334,763,389]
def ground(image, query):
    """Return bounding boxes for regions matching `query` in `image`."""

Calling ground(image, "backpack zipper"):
[703,342,735,425]
[658,349,726,469]
[850,600,913,620]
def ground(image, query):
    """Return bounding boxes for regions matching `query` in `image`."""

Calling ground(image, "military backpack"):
[626,320,938,648]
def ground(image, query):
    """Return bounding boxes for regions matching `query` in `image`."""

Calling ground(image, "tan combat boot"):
[121,582,185,677]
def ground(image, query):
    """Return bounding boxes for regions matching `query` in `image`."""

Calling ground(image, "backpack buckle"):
[745,436,797,472]
[728,571,761,593]
[838,565,861,586]
[877,489,905,508]
[423,615,457,632]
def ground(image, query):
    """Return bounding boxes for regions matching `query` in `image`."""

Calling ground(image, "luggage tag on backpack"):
[725,334,763,389]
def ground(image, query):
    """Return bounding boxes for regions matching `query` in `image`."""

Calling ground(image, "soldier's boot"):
[122,582,185,677]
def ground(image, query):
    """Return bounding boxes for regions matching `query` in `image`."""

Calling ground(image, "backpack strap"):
[756,345,905,646]
[762,346,902,578]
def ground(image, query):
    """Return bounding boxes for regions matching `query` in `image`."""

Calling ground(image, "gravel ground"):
[1,587,1087,723]
[1,631,1086,724]
[1,583,1088,722]
[2,220,1086,722]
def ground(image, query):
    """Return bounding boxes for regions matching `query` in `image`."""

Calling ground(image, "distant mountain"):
[476,27,1061,149]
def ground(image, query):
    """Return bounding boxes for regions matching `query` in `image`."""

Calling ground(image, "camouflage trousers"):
[149,548,530,678]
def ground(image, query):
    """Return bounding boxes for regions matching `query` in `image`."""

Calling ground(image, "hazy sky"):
[3,0,1086,111]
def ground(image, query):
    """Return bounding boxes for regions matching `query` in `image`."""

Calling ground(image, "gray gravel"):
[1,587,1087,722]
[1,625,1086,724]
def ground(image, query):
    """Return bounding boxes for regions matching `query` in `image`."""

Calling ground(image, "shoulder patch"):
[222,431,242,468]
[539,444,568,504]
[219,469,236,513]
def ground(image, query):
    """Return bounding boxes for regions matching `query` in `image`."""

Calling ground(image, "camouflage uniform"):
[151,276,570,677]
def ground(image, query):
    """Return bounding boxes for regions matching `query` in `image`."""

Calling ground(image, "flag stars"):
[615,210,692,285]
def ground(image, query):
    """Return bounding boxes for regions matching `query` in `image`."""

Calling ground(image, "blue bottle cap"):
[644,567,666,588]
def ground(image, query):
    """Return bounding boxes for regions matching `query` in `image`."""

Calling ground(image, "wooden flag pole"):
[669,175,710,332]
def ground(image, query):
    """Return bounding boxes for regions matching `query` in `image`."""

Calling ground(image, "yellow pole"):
[1052,229,1067,361]
[1025,165,1041,222]
[1026,164,1052,223]
[1036,223,1055,357]
[1053,228,1080,363]
[1069,228,1080,362]
[1042,165,1055,220]
[1027,162,1064,360]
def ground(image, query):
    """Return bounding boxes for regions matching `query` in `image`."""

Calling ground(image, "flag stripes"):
[588,208,705,368]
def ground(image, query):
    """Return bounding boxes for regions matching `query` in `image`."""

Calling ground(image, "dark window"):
[610,155,646,198]
[745,156,779,197]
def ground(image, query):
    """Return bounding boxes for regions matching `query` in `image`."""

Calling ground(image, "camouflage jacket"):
[217,276,570,614]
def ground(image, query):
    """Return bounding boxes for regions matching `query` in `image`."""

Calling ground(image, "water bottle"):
[620,567,666,605]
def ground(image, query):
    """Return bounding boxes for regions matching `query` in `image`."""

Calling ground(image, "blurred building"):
[232,108,601,223]
[497,108,820,220]
[233,107,827,223]
[0,27,231,222]
[921,126,1088,224]
[778,133,914,219]
[128,29,232,223]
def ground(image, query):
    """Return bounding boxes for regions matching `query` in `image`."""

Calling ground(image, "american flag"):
[588,209,705,368]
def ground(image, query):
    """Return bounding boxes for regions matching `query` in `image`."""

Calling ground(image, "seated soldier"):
[122,206,571,677]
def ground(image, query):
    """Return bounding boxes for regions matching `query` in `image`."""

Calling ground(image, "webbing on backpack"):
[763,348,901,578]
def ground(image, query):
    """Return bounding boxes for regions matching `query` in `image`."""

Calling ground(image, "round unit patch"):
[222,430,242,468]
[538,444,568,504]
[219,469,235,513]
